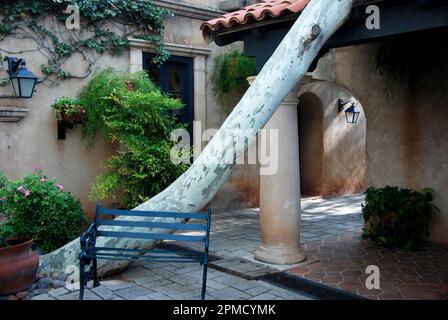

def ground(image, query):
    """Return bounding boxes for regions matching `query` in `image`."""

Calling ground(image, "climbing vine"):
[0,0,171,85]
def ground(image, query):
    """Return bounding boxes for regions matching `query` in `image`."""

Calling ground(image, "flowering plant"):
[0,167,85,253]
[50,97,85,121]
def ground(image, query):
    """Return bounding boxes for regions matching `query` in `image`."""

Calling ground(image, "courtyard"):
[1,0,447,306]
[20,194,446,301]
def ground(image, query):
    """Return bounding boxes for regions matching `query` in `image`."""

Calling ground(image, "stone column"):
[248,76,306,265]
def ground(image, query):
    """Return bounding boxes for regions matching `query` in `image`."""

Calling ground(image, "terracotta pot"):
[0,237,39,296]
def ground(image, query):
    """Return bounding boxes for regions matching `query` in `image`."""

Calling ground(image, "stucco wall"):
[334,41,448,246]
[0,35,126,218]
[0,3,249,217]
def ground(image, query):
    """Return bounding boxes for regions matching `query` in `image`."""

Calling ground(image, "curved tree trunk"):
[40,0,354,280]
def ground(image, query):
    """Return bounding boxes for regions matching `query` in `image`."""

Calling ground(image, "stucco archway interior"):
[297,82,367,198]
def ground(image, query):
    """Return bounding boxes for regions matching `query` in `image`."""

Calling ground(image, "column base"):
[255,244,307,265]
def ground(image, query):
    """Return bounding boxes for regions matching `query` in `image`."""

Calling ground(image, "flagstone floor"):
[29,193,448,300]
[288,231,448,300]
[31,261,311,300]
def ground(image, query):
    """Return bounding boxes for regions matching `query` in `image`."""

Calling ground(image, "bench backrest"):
[94,204,211,251]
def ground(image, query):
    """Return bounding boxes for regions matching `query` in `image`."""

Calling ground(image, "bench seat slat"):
[98,208,209,220]
[91,256,202,263]
[95,247,203,256]
[98,219,206,231]
[94,252,203,260]
[97,230,206,242]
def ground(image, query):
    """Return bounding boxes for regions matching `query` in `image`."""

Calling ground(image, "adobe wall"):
[334,41,448,246]
[0,2,251,217]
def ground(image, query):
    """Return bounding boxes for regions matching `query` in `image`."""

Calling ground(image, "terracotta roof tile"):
[201,0,310,43]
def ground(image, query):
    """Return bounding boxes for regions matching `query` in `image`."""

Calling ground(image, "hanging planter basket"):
[60,107,86,124]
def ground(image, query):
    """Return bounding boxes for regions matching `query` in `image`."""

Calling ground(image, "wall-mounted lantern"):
[338,98,361,124]
[0,57,38,98]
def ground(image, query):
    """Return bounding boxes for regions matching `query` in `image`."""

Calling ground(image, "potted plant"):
[51,97,85,124]
[0,172,38,296]
[0,233,39,296]
[0,168,85,295]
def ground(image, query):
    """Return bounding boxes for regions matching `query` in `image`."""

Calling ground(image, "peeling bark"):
[40,0,354,280]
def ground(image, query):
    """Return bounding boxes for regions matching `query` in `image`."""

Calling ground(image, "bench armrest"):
[79,223,98,260]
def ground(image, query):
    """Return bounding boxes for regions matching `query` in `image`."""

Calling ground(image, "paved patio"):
[32,261,310,300]
[176,193,365,264]
[30,193,364,300]
[289,231,448,300]
[29,193,448,300]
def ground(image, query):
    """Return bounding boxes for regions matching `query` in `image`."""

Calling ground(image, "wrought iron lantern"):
[4,57,38,98]
[338,98,361,124]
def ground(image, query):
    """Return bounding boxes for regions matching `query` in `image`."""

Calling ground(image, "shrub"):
[79,69,190,209]
[0,168,85,253]
[361,186,437,250]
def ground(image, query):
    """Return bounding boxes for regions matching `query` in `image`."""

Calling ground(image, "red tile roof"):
[200,0,310,43]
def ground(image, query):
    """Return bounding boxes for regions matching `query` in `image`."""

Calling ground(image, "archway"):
[298,92,324,196]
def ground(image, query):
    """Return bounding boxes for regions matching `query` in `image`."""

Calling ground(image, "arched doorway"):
[298,92,324,196]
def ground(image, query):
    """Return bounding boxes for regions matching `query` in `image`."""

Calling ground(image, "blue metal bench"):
[78,204,211,300]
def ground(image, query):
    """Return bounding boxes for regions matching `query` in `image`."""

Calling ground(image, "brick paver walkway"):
[32,262,310,300]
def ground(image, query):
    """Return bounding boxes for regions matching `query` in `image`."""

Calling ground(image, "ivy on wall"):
[0,0,171,85]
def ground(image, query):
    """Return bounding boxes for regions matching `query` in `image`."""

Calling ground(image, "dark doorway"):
[143,54,194,138]
[298,93,324,196]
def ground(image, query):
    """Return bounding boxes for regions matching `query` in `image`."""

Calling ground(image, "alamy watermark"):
[365,265,380,290]
[170,121,279,176]
[64,5,80,30]
[365,5,381,30]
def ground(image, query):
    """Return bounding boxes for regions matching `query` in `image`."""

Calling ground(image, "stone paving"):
[11,192,448,300]
[31,193,365,301]
[288,231,448,300]
[32,262,311,300]
[177,193,365,263]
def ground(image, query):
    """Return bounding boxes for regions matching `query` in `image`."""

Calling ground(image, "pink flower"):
[17,185,24,192]
[57,184,64,191]
[45,196,49,200]
[24,189,30,197]
[40,178,46,182]
[35,166,41,171]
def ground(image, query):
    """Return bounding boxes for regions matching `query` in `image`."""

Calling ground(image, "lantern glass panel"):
[11,77,20,97]
[18,78,36,98]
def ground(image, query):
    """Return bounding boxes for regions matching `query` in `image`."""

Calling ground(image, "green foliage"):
[79,69,190,209]
[79,69,159,143]
[0,170,7,189]
[50,96,84,120]
[0,168,85,253]
[0,224,14,248]
[210,50,256,114]
[361,186,437,251]
[0,0,170,81]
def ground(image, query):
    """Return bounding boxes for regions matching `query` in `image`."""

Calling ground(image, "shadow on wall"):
[298,81,367,198]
